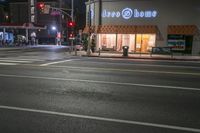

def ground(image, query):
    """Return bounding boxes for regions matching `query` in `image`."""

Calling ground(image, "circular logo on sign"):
[122,8,133,19]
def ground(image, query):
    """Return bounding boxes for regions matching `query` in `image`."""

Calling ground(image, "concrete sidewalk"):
[80,51,200,61]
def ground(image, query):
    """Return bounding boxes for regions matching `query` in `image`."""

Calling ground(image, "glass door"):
[135,34,156,53]
[136,34,142,53]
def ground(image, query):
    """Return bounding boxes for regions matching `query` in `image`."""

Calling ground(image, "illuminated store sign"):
[102,8,158,19]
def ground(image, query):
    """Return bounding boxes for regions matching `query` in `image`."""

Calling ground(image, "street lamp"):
[51,26,57,31]
[51,26,58,45]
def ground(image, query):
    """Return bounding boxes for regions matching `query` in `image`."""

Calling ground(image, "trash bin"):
[123,46,129,56]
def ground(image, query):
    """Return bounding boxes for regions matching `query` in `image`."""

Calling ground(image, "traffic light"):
[37,2,45,10]
[68,32,75,39]
[67,21,76,28]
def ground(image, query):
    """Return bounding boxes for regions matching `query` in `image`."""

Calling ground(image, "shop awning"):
[97,25,117,34]
[168,25,198,35]
[135,25,158,34]
[83,26,90,33]
[83,25,158,34]
[83,25,98,34]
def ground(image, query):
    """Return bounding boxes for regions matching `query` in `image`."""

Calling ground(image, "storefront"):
[96,25,157,53]
[84,0,200,55]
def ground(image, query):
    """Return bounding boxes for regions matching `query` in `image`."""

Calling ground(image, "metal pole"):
[71,0,75,55]
[26,28,29,44]
[71,0,74,21]
[3,28,5,45]
[87,0,91,56]
[58,0,62,46]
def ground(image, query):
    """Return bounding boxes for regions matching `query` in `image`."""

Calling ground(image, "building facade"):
[8,0,68,44]
[10,2,29,24]
[85,0,200,55]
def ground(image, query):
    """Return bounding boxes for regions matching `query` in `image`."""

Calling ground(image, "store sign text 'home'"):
[102,8,158,19]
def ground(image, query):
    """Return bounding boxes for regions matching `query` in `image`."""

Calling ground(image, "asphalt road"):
[0,45,200,133]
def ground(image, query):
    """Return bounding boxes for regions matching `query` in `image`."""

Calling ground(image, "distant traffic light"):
[68,32,75,39]
[37,2,45,10]
[67,21,76,28]
[69,33,74,38]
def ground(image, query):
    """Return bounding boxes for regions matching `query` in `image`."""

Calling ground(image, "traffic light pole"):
[36,0,75,55]
[87,0,91,56]
[58,0,62,46]
[70,0,77,56]
[49,0,75,55]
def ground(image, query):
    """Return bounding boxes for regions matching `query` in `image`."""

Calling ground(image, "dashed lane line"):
[0,59,32,63]
[71,60,200,69]
[0,63,18,65]
[0,58,44,61]
[38,65,200,76]
[0,73,199,91]
[0,105,199,133]
[0,60,32,63]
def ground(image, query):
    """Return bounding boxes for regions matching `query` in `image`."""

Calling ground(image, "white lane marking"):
[0,105,199,133]
[78,60,200,69]
[0,58,43,61]
[0,59,32,63]
[0,63,18,65]
[0,73,199,91]
[101,57,200,63]
[40,59,80,66]
[41,65,200,76]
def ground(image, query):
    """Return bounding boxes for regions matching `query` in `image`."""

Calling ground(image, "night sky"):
[1,0,87,12]
[6,0,87,10]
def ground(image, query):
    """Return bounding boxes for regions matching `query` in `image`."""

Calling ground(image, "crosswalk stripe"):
[0,63,18,65]
[0,58,43,61]
[0,60,32,63]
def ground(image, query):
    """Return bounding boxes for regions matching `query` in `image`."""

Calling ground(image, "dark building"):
[0,1,9,23]
[10,2,28,24]
[0,5,5,23]
[7,0,73,44]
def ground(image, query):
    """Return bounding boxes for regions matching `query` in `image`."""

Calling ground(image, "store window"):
[117,34,135,52]
[167,34,193,54]
[98,34,116,50]
[98,34,155,53]
[136,34,156,53]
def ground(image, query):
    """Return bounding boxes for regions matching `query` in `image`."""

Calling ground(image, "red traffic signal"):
[69,33,74,37]
[68,32,75,39]
[37,2,45,10]
[67,21,76,28]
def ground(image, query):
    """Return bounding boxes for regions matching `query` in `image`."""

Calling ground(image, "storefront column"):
[115,34,118,51]
[99,0,102,25]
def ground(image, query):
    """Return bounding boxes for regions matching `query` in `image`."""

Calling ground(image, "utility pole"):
[48,1,74,51]
[58,0,62,45]
[87,0,91,56]
[70,0,76,55]
[71,0,74,22]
